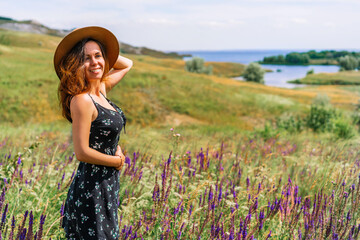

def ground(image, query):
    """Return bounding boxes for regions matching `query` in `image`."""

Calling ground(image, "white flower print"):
[99,214,105,222]
[107,184,113,191]
[75,199,82,207]
[102,119,112,125]
[107,202,112,210]
[88,228,95,236]
[111,229,118,238]
[95,203,102,213]
[100,129,111,136]
[91,165,100,176]
[91,141,103,149]
[104,147,112,155]
[84,192,92,199]
[80,213,89,224]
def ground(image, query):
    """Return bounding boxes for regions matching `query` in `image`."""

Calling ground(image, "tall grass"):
[0,125,359,239]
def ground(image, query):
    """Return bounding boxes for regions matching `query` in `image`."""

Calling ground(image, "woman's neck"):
[88,79,102,96]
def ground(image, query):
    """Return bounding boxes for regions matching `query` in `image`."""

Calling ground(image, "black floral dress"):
[62,93,126,240]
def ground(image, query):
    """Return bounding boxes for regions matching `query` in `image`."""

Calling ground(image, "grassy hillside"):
[0,29,358,130]
[289,71,360,85]
[1,29,360,240]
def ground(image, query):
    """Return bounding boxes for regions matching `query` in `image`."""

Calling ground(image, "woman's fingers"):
[115,145,125,171]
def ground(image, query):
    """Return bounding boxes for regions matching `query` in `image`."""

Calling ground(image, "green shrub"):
[333,118,355,139]
[0,35,10,45]
[276,115,304,133]
[242,62,265,84]
[306,69,314,75]
[185,57,213,75]
[352,100,360,132]
[312,94,331,107]
[255,121,279,141]
[305,104,337,132]
[339,55,358,71]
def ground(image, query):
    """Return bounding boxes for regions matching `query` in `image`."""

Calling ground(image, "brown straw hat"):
[53,26,119,79]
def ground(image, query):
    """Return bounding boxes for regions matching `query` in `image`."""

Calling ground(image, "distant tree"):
[185,57,213,75]
[306,69,314,75]
[277,55,285,63]
[285,53,310,64]
[338,55,358,71]
[262,55,285,64]
[242,62,265,84]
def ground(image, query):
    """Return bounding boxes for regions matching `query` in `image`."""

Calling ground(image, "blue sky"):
[0,0,359,51]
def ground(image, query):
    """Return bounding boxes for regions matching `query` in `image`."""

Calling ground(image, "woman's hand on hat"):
[115,145,125,170]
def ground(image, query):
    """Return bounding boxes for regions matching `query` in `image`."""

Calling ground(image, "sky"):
[0,0,359,51]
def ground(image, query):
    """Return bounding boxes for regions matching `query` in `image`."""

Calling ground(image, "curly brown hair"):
[57,38,109,122]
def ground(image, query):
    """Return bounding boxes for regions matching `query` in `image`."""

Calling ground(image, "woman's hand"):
[115,145,125,170]
[103,55,133,92]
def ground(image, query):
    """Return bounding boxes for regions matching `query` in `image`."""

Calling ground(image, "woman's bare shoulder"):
[70,93,94,113]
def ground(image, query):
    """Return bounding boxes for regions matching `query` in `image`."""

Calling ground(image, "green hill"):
[0,16,187,59]
[0,29,357,131]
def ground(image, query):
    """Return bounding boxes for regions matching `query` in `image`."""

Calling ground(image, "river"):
[179,50,340,88]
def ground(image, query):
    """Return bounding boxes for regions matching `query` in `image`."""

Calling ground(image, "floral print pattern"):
[62,93,126,239]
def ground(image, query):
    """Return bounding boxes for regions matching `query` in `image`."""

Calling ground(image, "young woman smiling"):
[54,26,132,239]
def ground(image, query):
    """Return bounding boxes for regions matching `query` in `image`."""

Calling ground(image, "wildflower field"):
[1,29,360,239]
[1,124,360,239]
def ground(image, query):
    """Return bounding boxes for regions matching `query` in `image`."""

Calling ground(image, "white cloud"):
[148,18,178,25]
[322,22,337,27]
[291,18,308,24]
[0,0,359,50]
[198,21,226,27]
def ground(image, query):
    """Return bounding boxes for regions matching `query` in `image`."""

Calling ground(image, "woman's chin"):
[87,74,104,81]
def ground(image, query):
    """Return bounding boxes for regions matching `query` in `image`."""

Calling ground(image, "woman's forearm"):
[112,55,133,70]
[75,147,124,168]
[104,55,133,91]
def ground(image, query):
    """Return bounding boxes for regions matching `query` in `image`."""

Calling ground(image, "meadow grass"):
[1,29,360,239]
[0,29,358,127]
[289,71,360,85]
[1,125,360,239]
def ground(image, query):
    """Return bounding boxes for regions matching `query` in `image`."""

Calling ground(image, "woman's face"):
[83,41,105,81]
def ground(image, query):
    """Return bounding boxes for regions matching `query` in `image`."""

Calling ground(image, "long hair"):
[57,38,109,122]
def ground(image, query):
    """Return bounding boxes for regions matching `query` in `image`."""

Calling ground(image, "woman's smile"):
[84,41,105,81]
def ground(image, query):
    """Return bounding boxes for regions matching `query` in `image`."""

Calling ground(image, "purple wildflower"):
[60,204,65,216]
[266,230,271,239]
[1,203,8,225]
[189,205,193,216]
[218,186,222,202]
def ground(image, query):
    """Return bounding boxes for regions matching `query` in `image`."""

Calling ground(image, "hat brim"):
[53,26,119,80]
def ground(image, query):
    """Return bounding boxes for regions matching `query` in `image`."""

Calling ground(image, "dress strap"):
[88,93,96,104]
[100,91,107,99]
[88,94,99,111]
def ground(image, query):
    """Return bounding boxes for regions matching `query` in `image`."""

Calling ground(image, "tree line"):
[262,50,360,66]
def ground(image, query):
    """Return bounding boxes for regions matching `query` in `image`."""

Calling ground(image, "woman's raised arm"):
[103,55,133,93]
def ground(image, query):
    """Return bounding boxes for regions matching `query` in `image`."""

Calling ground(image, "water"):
[181,50,294,64]
[236,64,340,88]
[179,50,340,88]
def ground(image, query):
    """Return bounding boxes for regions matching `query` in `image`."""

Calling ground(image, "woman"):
[54,26,133,239]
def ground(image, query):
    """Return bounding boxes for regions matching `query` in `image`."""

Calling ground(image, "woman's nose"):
[90,56,97,65]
